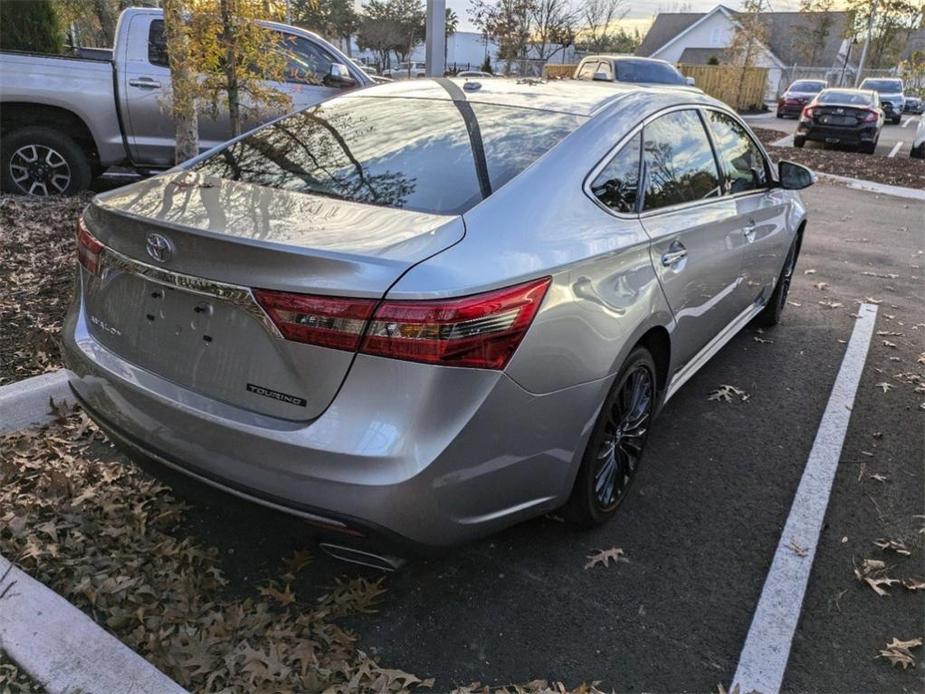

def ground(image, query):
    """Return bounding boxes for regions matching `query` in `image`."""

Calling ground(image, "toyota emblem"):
[145,232,173,263]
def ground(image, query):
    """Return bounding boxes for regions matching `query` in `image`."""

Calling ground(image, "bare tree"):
[580,0,628,53]
[469,0,533,71]
[531,0,577,61]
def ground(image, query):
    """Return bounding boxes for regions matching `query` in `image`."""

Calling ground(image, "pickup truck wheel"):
[1,127,91,196]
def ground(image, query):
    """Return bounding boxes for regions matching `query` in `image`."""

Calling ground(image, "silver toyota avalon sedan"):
[63,78,814,563]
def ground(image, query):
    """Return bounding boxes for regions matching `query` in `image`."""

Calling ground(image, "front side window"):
[705,111,768,194]
[590,133,641,213]
[576,61,598,80]
[641,110,721,212]
[192,96,584,215]
[279,35,336,85]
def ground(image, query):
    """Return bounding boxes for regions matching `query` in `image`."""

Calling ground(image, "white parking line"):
[887,141,903,158]
[902,116,917,128]
[731,302,878,693]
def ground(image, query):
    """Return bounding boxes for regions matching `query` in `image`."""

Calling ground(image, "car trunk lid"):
[80,171,464,421]
[812,104,871,127]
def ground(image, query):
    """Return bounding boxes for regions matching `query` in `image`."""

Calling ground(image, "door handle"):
[744,219,757,242]
[661,243,688,267]
[129,78,162,89]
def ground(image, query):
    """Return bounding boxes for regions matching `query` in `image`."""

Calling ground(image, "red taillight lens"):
[253,289,376,351]
[76,218,104,275]
[863,109,878,122]
[801,106,814,119]
[360,277,551,369]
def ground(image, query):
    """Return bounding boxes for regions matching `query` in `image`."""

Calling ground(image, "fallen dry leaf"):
[902,578,925,591]
[875,382,894,393]
[873,539,911,556]
[877,637,922,670]
[709,385,749,403]
[584,547,628,570]
[787,539,809,557]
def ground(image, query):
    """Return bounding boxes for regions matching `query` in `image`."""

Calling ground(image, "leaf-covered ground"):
[0,195,89,385]
[751,127,925,189]
[0,653,45,694]
[0,411,604,693]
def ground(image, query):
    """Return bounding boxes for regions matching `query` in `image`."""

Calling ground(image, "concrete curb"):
[816,172,925,202]
[0,371,73,435]
[0,555,187,694]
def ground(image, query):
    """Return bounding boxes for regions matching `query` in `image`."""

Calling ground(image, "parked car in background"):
[65,78,813,564]
[911,117,925,159]
[903,95,922,114]
[573,55,700,91]
[457,70,494,78]
[383,62,426,79]
[795,88,883,153]
[858,77,904,124]
[0,7,372,195]
[777,79,827,118]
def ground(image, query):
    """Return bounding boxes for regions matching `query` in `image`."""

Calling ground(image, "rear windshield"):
[615,60,686,85]
[817,90,874,105]
[193,96,584,215]
[789,80,825,93]
[860,79,903,93]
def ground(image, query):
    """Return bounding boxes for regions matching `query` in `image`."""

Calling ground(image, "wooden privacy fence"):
[543,64,575,79]
[677,64,768,111]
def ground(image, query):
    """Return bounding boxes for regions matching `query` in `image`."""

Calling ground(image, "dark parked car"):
[777,79,827,118]
[903,95,922,114]
[795,88,884,154]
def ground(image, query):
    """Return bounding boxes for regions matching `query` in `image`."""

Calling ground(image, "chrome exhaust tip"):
[319,542,406,572]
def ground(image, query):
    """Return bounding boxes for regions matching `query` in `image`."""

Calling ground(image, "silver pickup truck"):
[0,7,374,195]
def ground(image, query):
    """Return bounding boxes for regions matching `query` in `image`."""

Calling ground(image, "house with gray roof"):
[636,4,855,100]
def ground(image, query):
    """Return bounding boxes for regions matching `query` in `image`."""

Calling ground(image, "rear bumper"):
[62,285,607,549]
[797,122,879,144]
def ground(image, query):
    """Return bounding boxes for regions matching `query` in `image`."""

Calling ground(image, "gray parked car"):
[64,79,813,566]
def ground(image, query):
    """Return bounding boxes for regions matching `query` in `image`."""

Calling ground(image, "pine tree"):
[0,0,64,54]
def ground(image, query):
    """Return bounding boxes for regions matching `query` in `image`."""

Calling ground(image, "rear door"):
[703,108,791,307]
[638,109,748,367]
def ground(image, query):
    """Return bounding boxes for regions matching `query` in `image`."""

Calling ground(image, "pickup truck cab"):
[573,55,700,92]
[0,7,373,195]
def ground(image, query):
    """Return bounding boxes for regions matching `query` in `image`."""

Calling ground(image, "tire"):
[860,141,876,155]
[776,111,783,119]
[911,143,924,160]
[0,126,92,196]
[565,347,657,527]
[793,136,805,148]
[756,234,800,328]
[892,115,902,125]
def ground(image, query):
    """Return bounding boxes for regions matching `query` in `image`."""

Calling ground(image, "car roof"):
[343,77,714,117]
[582,55,667,63]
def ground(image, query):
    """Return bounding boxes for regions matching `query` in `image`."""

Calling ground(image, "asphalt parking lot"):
[745,112,922,158]
[124,179,923,691]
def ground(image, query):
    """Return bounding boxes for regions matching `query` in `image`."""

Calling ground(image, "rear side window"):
[279,34,335,85]
[590,133,641,213]
[615,60,685,85]
[192,96,584,215]
[641,110,721,211]
[705,111,768,194]
[148,19,168,67]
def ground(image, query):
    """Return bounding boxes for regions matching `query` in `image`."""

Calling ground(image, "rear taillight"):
[76,218,103,275]
[255,277,551,369]
[360,277,551,369]
[863,109,879,122]
[801,106,814,119]
[253,290,376,351]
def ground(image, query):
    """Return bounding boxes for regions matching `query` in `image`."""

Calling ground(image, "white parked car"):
[384,62,426,79]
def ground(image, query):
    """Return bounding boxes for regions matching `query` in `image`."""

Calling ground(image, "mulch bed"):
[751,127,925,189]
[0,654,45,694]
[0,195,89,385]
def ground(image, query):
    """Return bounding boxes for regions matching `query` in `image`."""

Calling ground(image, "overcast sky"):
[444,0,811,34]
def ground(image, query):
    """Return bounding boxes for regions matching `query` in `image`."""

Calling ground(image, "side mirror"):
[685,76,696,86]
[778,160,816,190]
[592,71,610,82]
[325,62,356,88]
